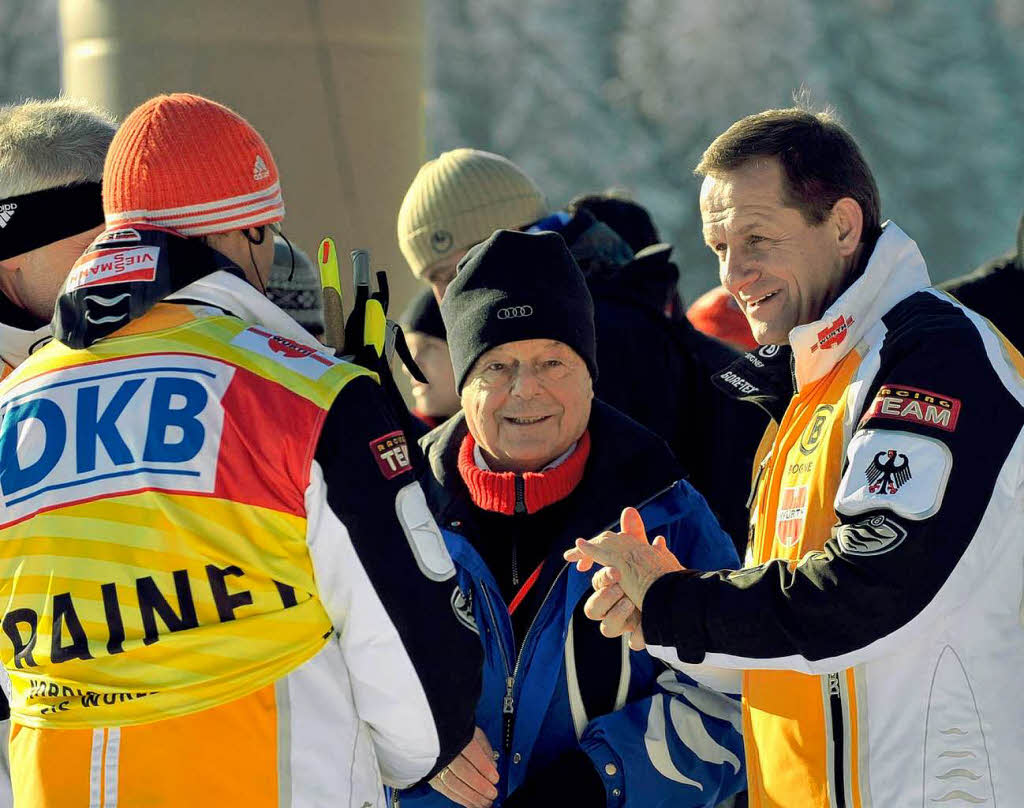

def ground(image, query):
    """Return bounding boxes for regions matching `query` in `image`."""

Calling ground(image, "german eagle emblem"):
[865,449,912,494]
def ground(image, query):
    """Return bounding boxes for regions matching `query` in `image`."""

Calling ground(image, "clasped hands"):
[563,507,686,651]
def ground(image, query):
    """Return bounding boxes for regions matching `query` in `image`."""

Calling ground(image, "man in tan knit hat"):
[397,148,547,300]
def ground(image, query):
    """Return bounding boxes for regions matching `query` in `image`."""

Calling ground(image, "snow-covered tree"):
[426,0,1024,301]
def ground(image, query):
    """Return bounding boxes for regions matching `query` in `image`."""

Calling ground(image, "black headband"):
[0,182,104,262]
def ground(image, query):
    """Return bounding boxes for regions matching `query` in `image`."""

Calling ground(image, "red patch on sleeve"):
[863,384,961,432]
[370,430,413,479]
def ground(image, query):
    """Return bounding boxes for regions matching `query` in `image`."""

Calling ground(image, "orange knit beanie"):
[103,93,284,237]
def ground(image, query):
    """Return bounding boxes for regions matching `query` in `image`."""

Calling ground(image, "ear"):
[831,197,864,258]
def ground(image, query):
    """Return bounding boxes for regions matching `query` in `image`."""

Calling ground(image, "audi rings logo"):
[497,305,533,319]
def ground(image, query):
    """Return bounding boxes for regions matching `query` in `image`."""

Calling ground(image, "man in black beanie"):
[401,229,744,808]
[443,229,599,397]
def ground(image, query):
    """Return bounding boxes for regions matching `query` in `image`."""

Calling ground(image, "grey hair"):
[0,97,117,198]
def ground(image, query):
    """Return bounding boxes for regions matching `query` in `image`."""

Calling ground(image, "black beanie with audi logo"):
[440,229,597,392]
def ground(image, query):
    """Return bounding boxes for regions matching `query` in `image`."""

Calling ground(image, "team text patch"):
[863,384,961,432]
[370,430,412,479]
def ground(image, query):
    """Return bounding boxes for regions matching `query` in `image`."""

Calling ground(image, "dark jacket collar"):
[712,344,795,424]
[420,399,684,542]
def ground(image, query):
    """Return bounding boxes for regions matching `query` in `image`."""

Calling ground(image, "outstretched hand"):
[564,507,686,648]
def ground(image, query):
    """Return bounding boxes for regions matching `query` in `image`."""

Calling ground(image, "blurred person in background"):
[400,288,460,430]
[397,228,745,808]
[398,150,765,554]
[938,210,1024,350]
[0,97,117,808]
[0,92,481,806]
[571,107,1024,808]
[686,286,758,352]
[265,234,324,339]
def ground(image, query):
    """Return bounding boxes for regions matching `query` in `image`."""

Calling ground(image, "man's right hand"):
[429,726,500,808]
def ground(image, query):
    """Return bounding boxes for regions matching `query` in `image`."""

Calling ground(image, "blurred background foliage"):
[3,0,1022,301]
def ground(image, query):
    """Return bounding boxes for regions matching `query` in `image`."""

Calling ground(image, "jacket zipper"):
[485,564,570,756]
[512,477,526,586]
[825,671,848,808]
[479,587,516,756]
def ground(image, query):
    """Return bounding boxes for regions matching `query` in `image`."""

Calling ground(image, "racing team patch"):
[370,430,412,479]
[863,384,961,432]
[836,428,952,520]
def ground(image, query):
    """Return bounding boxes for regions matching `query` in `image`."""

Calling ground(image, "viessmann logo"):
[497,305,533,320]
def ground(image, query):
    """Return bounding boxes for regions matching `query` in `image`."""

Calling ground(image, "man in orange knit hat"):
[0,93,481,806]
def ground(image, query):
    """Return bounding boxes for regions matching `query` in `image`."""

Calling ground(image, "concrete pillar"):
[60,0,425,365]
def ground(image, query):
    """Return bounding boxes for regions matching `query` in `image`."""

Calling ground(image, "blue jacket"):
[399,403,745,807]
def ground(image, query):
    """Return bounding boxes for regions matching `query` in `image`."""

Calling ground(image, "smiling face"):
[700,158,862,345]
[460,338,593,472]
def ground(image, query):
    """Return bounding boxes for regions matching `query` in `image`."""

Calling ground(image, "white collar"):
[789,222,931,389]
[474,440,579,472]
[166,270,332,350]
[0,319,51,370]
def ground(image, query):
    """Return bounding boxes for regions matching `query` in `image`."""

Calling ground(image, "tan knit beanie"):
[397,148,548,277]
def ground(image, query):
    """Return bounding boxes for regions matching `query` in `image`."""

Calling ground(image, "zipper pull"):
[514,476,526,515]
[503,676,515,714]
[503,676,516,755]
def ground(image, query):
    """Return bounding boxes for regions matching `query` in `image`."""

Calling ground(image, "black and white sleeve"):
[306,374,482,786]
[642,303,1024,674]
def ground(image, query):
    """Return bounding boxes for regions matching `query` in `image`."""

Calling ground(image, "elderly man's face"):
[700,158,855,346]
[461,339,593,473]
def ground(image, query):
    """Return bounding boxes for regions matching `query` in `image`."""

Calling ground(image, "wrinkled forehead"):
[477,338,579,363]
[699,161,791,233]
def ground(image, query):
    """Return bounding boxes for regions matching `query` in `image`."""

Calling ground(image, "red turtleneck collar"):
[457,431,591,515]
